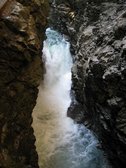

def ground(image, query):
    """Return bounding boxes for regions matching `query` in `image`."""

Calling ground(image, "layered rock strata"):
[0,0,48,167]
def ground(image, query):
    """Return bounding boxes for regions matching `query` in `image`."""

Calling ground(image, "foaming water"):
[32,28,109,168]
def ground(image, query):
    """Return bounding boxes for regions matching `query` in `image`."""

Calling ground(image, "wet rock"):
[50,0,126,167]
[0,0,49,167]
[67,101,85,124]
[114,18,126,39]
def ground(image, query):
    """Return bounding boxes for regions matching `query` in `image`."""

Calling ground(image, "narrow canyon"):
[0,0,126,168]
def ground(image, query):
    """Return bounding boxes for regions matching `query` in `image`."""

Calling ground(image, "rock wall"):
[0,0,49,167]
[49,0,126,167]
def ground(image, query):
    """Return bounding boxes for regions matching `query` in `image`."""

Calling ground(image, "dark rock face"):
[0,0,49,167]
[49,0,126,167]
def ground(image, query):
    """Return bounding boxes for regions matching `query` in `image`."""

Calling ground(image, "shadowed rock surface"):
[0,0,49,167]
[49,0,126,167]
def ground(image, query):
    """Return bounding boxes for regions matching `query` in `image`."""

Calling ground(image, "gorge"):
[32,28,109,168]
[0,0,126,168]
[49,0,126,167]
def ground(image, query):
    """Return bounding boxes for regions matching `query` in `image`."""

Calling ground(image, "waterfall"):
[32,28,109,168]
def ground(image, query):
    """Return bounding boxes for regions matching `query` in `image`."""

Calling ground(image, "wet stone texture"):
[49,0,126,168]
[0,0,49,167]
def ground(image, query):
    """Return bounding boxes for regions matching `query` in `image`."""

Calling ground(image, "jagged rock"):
[49,0,126,167]
[0,0,49,167]
[67,101,85,123]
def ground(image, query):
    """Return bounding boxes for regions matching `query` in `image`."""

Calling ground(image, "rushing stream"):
[32,29,109,168]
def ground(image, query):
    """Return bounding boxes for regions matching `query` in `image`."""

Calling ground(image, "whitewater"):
[32,28,109,168]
